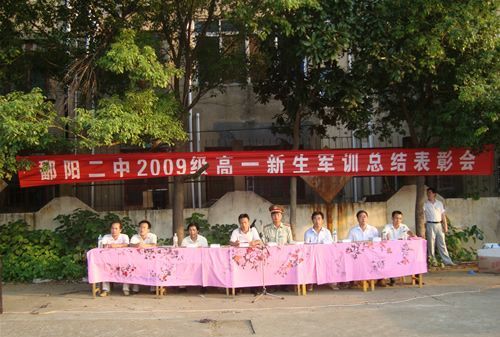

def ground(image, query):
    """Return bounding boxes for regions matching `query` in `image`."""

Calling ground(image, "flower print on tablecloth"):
[231,247,270,270]
[334,255,347,277]
[346,241,393,259]
[106,263,137,279]
[150,265,174,282]
[137,247,183,262]
[398,242,413,265]
[138,247,183,282]
[370,259,385,273]
[346,242,366,259]
[276,248,307,277]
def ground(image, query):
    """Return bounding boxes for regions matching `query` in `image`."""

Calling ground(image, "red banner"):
[17,146,494,188]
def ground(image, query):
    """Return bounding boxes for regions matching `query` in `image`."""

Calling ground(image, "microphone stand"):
[252,245,284,303]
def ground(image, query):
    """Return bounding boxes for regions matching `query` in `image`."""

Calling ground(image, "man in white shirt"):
[347,210,379,241]
[382,211,415,240]
[129,220,157,294]
[100,221,130,296]
[424,187,454,266]
[304,211,337,291]
[230,213,262,247]
[130,220,157,248]
[304,211,333,244]
[181,223,209,248]
[382,211,415,286]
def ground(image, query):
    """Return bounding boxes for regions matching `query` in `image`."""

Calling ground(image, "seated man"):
[178,222,208,293]
[230,213,262,247]
[304,211,333,244]
[129,220,157,294]
[347,210,379,241]
[344,210,381,287]
[262,205,293,245]
[382,210,415,241]
[304,211,336,291]
[382,210,416,286]
[181,223,208,248]
[100,221,130,296]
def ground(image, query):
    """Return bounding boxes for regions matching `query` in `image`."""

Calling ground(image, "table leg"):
[232,288,235,296]
[92,283,99,298]
[226,288,229,296]
[370,280,375,291]
[362,280,368,292]
[418,274,423,288]
[302,284,306,296]
[155,286,166,298]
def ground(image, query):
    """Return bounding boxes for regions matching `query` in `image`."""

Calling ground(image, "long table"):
[87,239,427,295]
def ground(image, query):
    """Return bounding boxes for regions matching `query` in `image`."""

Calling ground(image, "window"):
[195,20,247,84]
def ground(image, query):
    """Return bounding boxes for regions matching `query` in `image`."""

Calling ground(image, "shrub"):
[54,209,135,254]
[445,218,484,262]
[185,212,238,245]
[1,210,135,282]
[0,220,75,281]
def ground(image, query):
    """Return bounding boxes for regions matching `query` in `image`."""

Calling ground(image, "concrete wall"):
[1,188,499,246]
[446,198,500,245]
[35,196,93,230]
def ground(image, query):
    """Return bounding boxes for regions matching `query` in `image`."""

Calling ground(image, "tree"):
[145,0,317,239]
[248,0,367,236]
[349,0,499,236]
[1,29,186,180]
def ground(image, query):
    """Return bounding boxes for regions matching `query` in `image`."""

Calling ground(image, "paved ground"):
[1,266,499,337]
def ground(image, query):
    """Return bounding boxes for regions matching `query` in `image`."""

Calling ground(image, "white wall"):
[1,188,499,247]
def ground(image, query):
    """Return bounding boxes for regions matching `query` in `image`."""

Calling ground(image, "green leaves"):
[75,90,186,148]
[445,221,485,262]
[185,212,238,245]
[0,210,135,281]
[0,88,60,179]
[74,29,187,149]
[350,0,499,148]
[0,27,187,180]
[97,29,183,88]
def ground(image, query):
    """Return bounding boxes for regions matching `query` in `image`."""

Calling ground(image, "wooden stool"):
[91,283,100,298]
[362,280,375,292]
[155,286,166,298]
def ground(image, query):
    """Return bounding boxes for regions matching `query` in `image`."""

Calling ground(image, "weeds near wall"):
[445,218,484,262]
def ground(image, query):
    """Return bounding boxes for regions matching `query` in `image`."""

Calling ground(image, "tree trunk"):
[289,109,301,240]
[290,177,297,240]
[415,176,426,238]
[173,175,185,241]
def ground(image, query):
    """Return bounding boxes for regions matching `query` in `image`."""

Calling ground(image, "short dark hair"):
[110,221,122,229]
[311,211,324,220]
[186,222,199,231]
[392,210,403,218]
[427,187,437,194]
[138,220,152,229]
[238,213,250,221]
[356,210,368,219]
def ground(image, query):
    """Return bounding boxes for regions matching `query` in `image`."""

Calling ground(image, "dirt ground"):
[1,265,499,337]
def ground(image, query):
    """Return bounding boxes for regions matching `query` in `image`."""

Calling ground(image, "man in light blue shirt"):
[304,211,333,244]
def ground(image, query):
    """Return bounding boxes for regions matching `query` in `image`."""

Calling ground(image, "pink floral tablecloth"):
[87,239,427,287]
